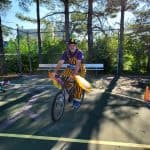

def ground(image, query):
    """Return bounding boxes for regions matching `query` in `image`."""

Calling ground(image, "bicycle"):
[48,72,85,122]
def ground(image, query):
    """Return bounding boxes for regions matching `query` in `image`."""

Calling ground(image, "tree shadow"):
[0,88,46,112]
[0,75,149,150]
[67,75,120,150]
[67,75,149,150]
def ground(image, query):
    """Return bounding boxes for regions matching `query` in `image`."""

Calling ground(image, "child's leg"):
[73,82,83,101]
[61,68,72,78]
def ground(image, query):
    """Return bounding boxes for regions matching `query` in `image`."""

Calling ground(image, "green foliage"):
[93,35,118,73]
[5,39,17,53]
[18,0,52,11]
[3,30,149,74]
[0,0,12,12]
[71,13,87,22]
[42,34,66,63]
[4,34,39,72]
[16,13,37,23]
[21,53,38,72]
[124,36,147,73]
[78,39,88,61]
[5,55,18,73]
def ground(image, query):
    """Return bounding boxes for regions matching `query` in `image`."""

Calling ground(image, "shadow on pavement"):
[67,75,148,150]
[67,75,120,150]
[0,75,149,150]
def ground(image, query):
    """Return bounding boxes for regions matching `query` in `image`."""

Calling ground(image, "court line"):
[0,133,150,149]
[105,91,144,102]
[7,83,53,87]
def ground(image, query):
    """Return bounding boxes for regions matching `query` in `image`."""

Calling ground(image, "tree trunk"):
[64,0,70,43]
[36,0,42,63]
[87,0,93,61]
[16,27,23,74]
[27,32,32,73]
[0,16,6,75]
[118,0,125,74]
[147,47,150,74]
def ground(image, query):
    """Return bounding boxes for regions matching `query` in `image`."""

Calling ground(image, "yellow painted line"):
[0,133,150,149]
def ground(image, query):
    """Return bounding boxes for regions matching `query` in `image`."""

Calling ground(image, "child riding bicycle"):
[51,38,86,109]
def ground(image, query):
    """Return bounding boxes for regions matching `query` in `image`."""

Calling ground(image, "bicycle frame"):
[62,80,75,102]
[50,75,85,122]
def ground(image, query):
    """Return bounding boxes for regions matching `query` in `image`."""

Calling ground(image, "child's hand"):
[48,71,57,80]
[51,72,57,78]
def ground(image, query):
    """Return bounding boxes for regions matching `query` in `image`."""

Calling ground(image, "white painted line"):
[105,91,144,102]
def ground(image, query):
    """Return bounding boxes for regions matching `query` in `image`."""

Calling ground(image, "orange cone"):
[144,86,150,102]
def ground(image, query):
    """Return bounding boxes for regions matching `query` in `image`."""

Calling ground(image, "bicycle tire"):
[51,91,65,121]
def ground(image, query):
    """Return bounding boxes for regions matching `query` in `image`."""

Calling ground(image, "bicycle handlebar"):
[48,71,92,92]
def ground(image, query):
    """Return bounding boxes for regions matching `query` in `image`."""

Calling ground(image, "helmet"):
[68,38,77,44]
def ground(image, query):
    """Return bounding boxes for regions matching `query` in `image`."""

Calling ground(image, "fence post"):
[16,25,23,74]
[27,32,32,73]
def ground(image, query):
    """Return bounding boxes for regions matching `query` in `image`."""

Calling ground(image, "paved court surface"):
[0,74,150,150]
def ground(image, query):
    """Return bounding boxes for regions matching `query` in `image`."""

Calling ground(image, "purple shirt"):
[60,49,83,63]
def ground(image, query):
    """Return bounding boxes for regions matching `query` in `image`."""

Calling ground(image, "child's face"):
[68,44,76,53]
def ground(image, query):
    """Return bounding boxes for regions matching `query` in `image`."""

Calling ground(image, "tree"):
[105,0,138,74]
[18,0,52,64]
[131,1,150,73]
[0,0,12,75]
[59,0,85,42]
[118,0,126,75]
[87,0,93,61]
[36,0,42,63]
[61,0,70,42]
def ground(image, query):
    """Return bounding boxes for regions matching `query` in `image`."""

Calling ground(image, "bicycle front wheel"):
[51,91,65,121]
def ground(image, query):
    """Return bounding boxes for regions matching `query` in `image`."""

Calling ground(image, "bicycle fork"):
[63,89,69,103]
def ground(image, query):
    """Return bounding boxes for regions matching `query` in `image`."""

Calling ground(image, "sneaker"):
[72,99,81,109]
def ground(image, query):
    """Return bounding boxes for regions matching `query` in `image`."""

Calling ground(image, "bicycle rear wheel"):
[51,91,65,121]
